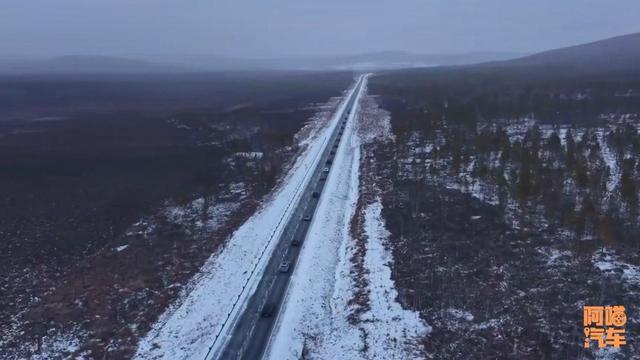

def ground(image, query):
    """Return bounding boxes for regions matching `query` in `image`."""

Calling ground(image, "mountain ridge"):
[489,32,640,70]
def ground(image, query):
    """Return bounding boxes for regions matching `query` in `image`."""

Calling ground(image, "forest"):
[367,63,640,358]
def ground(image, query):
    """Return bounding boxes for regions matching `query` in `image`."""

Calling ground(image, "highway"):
[212,75,366,360]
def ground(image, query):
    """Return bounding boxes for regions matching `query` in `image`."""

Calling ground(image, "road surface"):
[212,75,366,360]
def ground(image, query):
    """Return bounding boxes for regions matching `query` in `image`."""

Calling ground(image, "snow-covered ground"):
[266,76,429,360]
[593,249,640,288]
[134,78,362,360]
[28,327,82,360]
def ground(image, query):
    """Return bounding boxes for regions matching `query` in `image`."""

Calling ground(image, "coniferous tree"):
[547,131,562,154]
[518,150,533,198]
[620,158,637,208]
[565,129,576,170]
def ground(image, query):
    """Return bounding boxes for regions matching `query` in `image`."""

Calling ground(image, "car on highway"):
[291,238,300,246]
[330,150,336,155]
[312,191,320,198]
[326,159,333,165]
[320,175,327,181]
[303,214,312,221]
[260,303,275,318]
[279,261,291,273]
[323,167,330,173]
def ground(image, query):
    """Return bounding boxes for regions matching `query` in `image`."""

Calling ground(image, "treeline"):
[374,65,640,130]
[440,123,640,237]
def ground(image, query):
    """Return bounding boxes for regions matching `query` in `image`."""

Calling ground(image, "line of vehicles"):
[261,109,352,319]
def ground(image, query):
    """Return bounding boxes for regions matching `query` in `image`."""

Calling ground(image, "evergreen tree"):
[518,150,533,198]
[565,129,576,170]
[620,158,637,208]
[547,131,562,154]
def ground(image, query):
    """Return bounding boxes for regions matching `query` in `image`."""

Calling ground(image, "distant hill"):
[494,32,640,71]
[0,52,523,74]
[0,55,186,74]
[169,51,522,71]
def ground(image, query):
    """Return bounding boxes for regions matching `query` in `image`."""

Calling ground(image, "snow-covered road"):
[266,78,430,360]
[134,78,362,360]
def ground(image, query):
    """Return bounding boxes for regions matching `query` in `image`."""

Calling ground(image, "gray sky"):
[2,0,639,59]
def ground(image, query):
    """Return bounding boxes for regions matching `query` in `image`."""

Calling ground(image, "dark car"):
[279,261,291,273]
[291,238,300,246]
[303,214,312,221]
[260,303,275,318]
[312,191,320,198]
[326,159,333,165]
[330,150,336,155]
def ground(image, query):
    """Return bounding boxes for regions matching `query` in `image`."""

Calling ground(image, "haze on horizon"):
[2,0,640,60]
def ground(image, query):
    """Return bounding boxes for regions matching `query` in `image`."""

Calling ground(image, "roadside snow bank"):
[358,199,431,359]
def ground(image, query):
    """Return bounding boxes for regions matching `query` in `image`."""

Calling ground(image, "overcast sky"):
[2,0,639,59]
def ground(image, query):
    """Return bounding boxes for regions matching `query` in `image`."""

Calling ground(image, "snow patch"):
[359,200,431,358]
[357,91,395,144]
[29,329,82,360]
[164,198,239,231]
[447,308,474,322]
[537,247,573,267]
[593,249,640,287]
